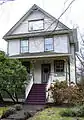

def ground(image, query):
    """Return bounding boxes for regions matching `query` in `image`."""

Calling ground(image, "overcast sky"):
[0,0,84,52]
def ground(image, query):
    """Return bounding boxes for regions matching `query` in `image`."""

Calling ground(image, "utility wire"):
[46,0,76,32]
[53,0,76,31]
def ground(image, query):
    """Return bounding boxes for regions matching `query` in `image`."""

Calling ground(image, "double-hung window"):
[54,60,64,72]
[44,37,54,51]
[21,39,29,53]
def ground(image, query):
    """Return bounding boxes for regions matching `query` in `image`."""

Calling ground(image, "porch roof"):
[9,52,71,59]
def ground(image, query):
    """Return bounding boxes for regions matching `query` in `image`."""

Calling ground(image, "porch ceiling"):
[9,52,71,59]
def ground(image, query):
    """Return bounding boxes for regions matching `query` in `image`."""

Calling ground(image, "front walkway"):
[1,104,45,120]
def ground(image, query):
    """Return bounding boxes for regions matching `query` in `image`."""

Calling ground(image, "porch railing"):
[46,73,57,101]
[46,73,53,101]
[25,74,33,99]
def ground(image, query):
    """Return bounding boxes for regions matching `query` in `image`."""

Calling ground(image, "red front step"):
[25,84,46,105]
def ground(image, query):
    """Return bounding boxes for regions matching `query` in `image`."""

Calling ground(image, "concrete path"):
[1,104,45,120]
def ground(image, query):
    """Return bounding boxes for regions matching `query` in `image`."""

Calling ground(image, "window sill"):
[55,72,65,76]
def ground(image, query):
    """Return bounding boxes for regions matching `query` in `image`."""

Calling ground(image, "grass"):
[28,107,84,120]
[0,107,8,116]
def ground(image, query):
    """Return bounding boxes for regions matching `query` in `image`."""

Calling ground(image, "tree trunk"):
[0,92,4,103]
[15,92,18,103]
[1,89,16,103]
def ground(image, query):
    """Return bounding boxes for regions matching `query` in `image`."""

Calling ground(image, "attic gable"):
[3,4,70,39]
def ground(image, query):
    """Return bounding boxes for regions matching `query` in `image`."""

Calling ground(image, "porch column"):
[69,49,76,84]
[31,60,36,82]
[70,58,76,84]
[65,59,70,84]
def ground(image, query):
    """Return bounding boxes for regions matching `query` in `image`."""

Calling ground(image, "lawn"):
[28,107,84,120]
[0,107,8,116]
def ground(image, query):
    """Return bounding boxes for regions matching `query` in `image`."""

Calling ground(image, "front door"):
[41,64,50,83]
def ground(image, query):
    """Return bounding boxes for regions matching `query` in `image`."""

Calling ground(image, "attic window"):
[28,19,44,31]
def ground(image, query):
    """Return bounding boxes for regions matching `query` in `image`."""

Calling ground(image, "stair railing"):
[46,73,57,102]
[25,73,33,99]
[46,73,53,101]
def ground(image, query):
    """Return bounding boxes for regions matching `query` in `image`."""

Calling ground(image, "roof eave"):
[9,53,72,59]
[3,29,72,41]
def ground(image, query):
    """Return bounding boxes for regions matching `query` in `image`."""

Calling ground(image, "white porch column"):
[30,60,36,82]
[70,45,76,84]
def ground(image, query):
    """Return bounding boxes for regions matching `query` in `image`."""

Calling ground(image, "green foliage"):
[52,80,68,89]
[0,51,28,102]
[27,107,84,120]
[60,105,84,117]
[1,107,16,119]
[14,104,22,111]
[51,81,84,105]
[50,81,68,105]
[0,107,8,116]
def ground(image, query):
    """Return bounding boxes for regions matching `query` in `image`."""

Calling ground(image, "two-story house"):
[3,4,78,104]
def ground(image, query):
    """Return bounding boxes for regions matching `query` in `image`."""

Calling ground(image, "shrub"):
[50,81,68,105]
[14,104,22,111]
[51,81,84,105]
[60,107,80,117]
[60,105,84,117]
[77,105,84,117]
[60,109,75,117]
[1,107,16,119]
[24,111,32,119]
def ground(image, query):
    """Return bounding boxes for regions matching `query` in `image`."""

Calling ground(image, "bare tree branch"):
[76,53,84,67]
[64,0,70,5]
[0,0,15,5]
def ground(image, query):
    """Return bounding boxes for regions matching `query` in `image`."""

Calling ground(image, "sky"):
[0,0,84,52]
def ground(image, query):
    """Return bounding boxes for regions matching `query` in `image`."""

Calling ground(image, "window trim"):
[44,37,54,52]
[54,60,64,73]
[28,19,44,31]
[20,39,29,53]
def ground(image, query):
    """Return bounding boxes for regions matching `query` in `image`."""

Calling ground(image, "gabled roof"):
[3,4,70,39]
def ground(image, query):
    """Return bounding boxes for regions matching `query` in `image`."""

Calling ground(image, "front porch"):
[21,56,70,84]
[21,56,71,104]
[30,58,69,84]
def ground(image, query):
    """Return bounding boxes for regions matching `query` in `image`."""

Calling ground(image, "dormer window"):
[28,19,44,31]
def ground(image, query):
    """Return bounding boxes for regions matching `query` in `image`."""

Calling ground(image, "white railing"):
[46,74,52,100]
[46,73,57,101]
[25,74,33,99]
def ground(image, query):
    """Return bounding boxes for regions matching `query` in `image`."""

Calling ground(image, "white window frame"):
[44,37,54,51]
[54,60,64,72]
[20,39,29,53]
[28,19,44,31]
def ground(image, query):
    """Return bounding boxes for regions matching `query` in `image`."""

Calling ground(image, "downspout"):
[68,57,70,83]
[66,60,68,83]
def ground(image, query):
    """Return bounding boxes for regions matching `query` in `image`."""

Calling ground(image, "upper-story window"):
[44,37,54,51]
[20,39,29,53]
[28,19,44,31]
